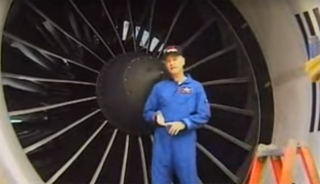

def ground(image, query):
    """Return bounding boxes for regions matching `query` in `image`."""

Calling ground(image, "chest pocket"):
[176,92,194,105]
[158,86,195,107]
[159,93,194,107]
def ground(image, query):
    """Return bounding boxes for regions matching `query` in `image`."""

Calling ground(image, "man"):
[143,45,211,184]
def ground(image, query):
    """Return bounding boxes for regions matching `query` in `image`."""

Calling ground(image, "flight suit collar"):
[168,73,193,85]
[180,73,193,85]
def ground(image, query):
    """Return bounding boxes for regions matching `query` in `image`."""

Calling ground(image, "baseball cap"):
[162,45,183,59]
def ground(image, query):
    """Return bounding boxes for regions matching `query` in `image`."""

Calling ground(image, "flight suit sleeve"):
[181,84,211,129]
[143,84,159,123]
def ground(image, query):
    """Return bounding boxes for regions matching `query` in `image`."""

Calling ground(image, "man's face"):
[163,55,185,75]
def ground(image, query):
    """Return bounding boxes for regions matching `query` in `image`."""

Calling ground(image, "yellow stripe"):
[305,55,320,82]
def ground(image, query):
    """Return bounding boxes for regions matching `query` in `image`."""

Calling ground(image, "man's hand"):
[166,121,186,135]
[155,111,166,126]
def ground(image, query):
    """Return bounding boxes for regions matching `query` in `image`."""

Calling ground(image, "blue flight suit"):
[143,74,211,184]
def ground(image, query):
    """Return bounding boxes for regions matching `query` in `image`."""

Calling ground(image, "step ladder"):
[247,139,320,184]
